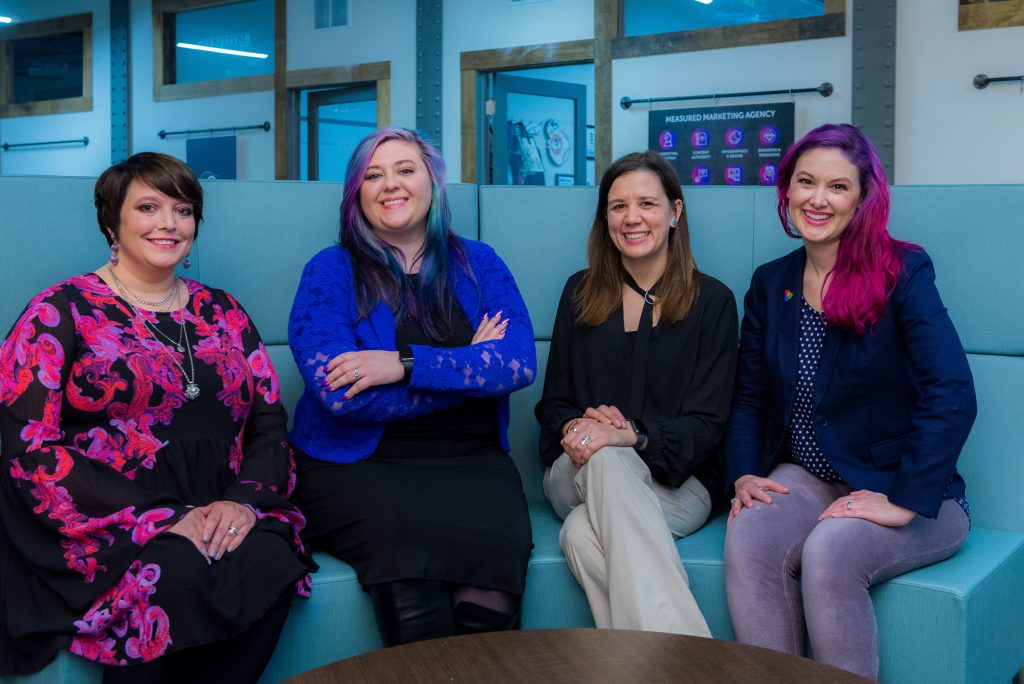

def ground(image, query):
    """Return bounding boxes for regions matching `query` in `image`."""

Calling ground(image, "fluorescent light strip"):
[0,16,14,23]
[176,42,268,59]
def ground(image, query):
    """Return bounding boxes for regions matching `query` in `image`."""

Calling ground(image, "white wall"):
[0,0,111,176]
[287,0,417,128]
[3,1,1024,185]
[442,0,594,180]
[612,34,852,161]
[129,0,275,179]
[895,0,1024,184]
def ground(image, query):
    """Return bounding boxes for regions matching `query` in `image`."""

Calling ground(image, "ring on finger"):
[580,434,593,447]
[846,500,852,511]
[353,368,362,379]
[730,498,738,505]
[227,526,240,537]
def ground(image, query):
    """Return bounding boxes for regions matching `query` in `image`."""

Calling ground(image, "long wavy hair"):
[777,123,913,334]
[339,127,472,340]
[576,151,699,326]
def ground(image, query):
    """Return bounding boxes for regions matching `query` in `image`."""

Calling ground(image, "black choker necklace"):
[621,270,659,305]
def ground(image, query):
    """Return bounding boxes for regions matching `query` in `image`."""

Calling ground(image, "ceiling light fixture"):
[0,16,15,23]
[175,42,268,59]
[694,0,713,5]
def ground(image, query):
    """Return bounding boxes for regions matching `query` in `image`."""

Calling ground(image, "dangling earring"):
[109,238,120,265]
[183,253,191,269]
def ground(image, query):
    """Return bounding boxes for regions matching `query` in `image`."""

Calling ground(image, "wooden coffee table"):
[285,628,874,683]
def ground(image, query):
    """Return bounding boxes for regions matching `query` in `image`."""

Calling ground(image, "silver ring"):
[730,498,738,505]
[353,368,361,379]
[580,434,592,447]
[227,526,240,536]
[846,500,852,511]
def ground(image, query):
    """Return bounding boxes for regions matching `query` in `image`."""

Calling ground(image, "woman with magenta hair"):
[722,123,976,678]
[288,127,535,645]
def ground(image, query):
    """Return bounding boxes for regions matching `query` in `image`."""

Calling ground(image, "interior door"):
[491,74,587,186]
[303,85,377,182]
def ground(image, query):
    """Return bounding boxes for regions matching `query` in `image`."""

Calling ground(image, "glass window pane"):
[174,0,274,84]
[624,0,824,36]
[316,99,376,182]
[11,31,84,104]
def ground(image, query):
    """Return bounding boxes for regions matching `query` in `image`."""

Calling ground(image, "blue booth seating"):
[1,177,1021,684]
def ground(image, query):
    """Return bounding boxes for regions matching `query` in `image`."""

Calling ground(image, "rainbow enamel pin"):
[784,289,794,301]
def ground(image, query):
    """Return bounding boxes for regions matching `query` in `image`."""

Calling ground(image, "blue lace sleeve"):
[408,243,536,396]
[288,249,463,423]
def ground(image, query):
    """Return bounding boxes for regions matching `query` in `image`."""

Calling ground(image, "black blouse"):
[535,269,739,496]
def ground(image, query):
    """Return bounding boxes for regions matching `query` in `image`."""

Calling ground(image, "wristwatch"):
[628,419,648,451]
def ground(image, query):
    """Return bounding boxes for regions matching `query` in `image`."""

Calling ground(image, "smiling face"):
[787,147,863,251]
[112,179,195,278]
[606,169,683,268]
[358,139,433,246]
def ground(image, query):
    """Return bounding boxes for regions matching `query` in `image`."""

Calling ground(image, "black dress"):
[0,275,314,676]
[294,276,532,593]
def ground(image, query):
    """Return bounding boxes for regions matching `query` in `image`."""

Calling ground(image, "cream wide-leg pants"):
[543,446,712,637]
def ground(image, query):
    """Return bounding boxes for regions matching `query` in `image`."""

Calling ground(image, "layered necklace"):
[108,266,201,400]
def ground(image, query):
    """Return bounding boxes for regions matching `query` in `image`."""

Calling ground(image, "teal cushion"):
[479,186,595,341]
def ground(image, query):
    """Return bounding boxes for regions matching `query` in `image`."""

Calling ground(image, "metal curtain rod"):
[158,121,271,139]
[973,73,1024,89]
[620,82,833,110]
[1,137,89,151]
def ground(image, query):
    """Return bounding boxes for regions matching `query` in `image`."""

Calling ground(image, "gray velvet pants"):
[724,463,969,679]
[545,446,713,636]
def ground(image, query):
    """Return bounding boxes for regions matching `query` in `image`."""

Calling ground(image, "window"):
[0,13,92,118]
[153,0,275,100]
[314,0,349,29]
[612,0,845,57]
[624,0,826,36]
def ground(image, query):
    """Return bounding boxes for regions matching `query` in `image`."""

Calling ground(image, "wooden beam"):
[594,0,617,180]
[460,39,593,72]
[460,69,477,183]
[285,62,391,90]
[376,78,392,128]
[959,0,1024,30]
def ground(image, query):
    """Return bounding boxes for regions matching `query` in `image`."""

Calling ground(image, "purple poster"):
[648,102,794,186]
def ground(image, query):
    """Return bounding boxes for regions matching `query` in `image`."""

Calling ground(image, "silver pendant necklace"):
[108,268,200,400]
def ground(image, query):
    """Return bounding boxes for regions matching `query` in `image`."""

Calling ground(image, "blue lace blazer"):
[288,239,537,463]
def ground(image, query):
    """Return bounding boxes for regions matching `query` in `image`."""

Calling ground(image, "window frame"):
[610,0,847,59]
[152,0,275,102]
[958,0,1024,30]
[0,12,93,118]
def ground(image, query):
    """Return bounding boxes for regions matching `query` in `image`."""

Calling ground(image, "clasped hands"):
[561,404,638,468]
[728,474,916,527]
[320,311,509,398]
[168,501,256,564]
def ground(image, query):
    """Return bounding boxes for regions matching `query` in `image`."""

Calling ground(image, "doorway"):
[488,72,590,186]
[294,84,377,181]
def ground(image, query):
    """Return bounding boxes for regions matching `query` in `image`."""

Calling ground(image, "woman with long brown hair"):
[535,151,737,634]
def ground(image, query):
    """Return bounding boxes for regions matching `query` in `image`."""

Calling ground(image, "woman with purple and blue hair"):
[288,127,536,645]
[722,123,976,678]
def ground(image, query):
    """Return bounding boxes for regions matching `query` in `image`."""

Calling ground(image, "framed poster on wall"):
[648,102,794,186]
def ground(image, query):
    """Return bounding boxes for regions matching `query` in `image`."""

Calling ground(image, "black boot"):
[452,601,520,635]
[369,579,454,647]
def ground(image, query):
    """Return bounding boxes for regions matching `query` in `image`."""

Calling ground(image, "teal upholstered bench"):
[1,178,1021,684]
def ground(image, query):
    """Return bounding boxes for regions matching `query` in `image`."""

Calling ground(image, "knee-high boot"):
[452,600,520,635]
[369,579,454,647]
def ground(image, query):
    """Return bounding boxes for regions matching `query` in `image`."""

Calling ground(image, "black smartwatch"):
[628,419,648,451]
[400,356,414,382]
